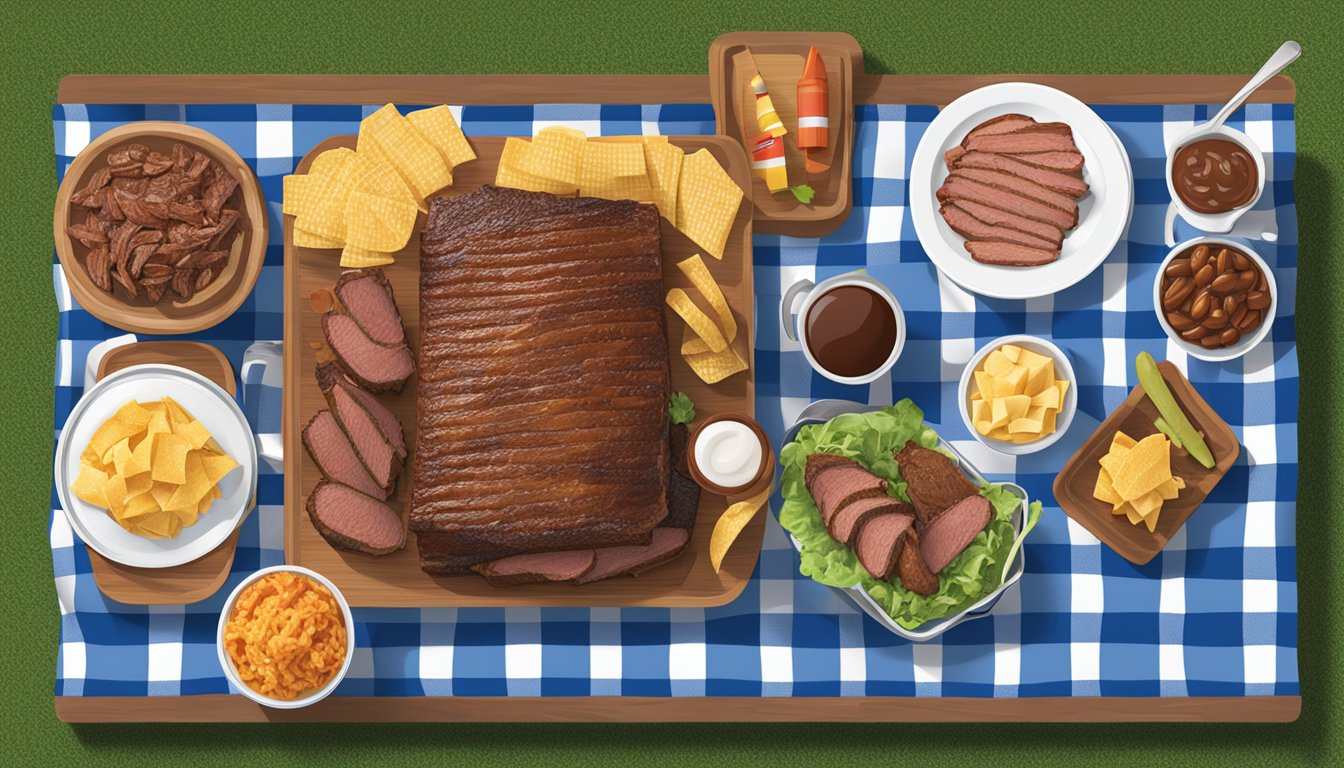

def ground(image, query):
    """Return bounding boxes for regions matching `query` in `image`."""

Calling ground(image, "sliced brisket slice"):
[965,132,1078,155]
[576,527,691,584]
[306,480,405,556]
[471,549,597,587]
[318,365,400,488]
[952,151,1089,197]
[334,267,406,347]
[937,176,1077,230]
[829,496,906,547]
[961,113,1037,144]
[301,410,392,500]
[966,241,1060,266]
[807,465,888,525]
[804,453,854,486]
[949,168,1080,215]
[947,198,1065,246]
[940,203,1061,251]
[317,362,406,459]
[895,441,978,526]
[1005,150,1085,173]
[322,311,415,394]
[920,494,993,573]
[854,511,915,581]
[944,145,967,167]
[896,529,940,595]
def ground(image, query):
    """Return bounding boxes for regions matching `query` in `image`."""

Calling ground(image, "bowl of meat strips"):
[775,399,1042,641]
[53,122,267,334]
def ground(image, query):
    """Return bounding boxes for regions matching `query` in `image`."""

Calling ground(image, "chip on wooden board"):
[344,191,419,251]
[517,126,587,186]
[676,149,744,260]
[361,104,453,201]
[677,254,736,344]
[684,341,748,385]
[495,138,579,195]
[406,105,477,168]
[71,398,240,540]
[709,486,771,572]
[1092,430,1185,533]
[665,288,728,353]
[643,138,684,225]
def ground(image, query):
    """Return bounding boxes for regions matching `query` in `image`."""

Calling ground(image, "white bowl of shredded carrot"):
[216,565,354,709]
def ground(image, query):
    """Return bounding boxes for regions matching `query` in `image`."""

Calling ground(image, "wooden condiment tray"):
[283,135,761,607]
[87,341,244,604]
[709,32,860,236]
[1052,361,1240,565]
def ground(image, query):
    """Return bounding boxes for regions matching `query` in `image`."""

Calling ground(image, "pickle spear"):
[1135,352,1215,469]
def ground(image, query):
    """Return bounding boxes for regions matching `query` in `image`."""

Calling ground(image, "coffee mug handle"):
[780,278,815,343]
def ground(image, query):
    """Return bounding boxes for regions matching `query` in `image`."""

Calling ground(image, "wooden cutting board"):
[283,134,759,607]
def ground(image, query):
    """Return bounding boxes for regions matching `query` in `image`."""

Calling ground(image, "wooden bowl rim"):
[53,121,268,335]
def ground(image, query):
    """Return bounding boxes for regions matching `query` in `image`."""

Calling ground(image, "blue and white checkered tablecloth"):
[49,101,1297,698]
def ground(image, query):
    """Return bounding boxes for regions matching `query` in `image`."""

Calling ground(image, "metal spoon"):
[1205,40,1301,130]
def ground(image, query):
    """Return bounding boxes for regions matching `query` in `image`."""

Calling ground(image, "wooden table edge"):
[56,74,1295,105]
[55,694,1300,723]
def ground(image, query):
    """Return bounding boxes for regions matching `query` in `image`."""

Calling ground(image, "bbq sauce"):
[804,285,898,378]
[1172,138,1257,214]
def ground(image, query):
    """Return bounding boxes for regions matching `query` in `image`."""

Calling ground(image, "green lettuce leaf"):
[777,399,1043,629]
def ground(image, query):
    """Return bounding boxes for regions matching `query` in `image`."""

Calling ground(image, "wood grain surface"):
[85,341,244,604]
[709,32,860,235]
[57,73,1295,106]
[55,694,1300,723]
[1053,361,1241,565]
[284,134,761,607]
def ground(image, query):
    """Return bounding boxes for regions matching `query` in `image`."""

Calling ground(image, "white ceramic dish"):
[52,363,258,569]
[910,82,1134,300]
[1155,236,1277,362]
[216,565,355,709]
[1165,123,1266,235]
[777,400,1029,642]
[779,270,906,385]
[957,334,1078,456]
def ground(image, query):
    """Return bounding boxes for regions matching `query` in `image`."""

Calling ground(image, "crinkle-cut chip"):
[407,105,477,167]
[72,464,110,509]
[643,138,683,225]
[85,400,152,460]
[675,149,742,260]
[684,343,748,385]
[282,174,315,218]
[495,138,578,195]
[345,191,418,251]
[516,126,586,186]
[709,486,769,572]
[676,254,735,343]
[582,171,654,202]
[296,153,362,241]
[580,140,648,187]
[665,288,727,353]
[175,419,214,451]
[293,228,345,249]
[150,432,191,485]
[201,452,240,485]
[353,161,416,206]
[363,104,453,200]
[340,244,396,269]
[309,147,357,177]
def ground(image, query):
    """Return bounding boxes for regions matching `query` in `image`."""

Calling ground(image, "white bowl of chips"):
[957,335,1077,456]
[53,363,258,568]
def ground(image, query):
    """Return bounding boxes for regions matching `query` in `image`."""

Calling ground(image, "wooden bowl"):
[53,122,267,334]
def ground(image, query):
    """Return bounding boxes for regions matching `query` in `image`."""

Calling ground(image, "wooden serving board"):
[56,70,1297,723]
[1053,361,1240,565]
[283,134,759,607]
[87,341,244,604]
[710,32,858,236]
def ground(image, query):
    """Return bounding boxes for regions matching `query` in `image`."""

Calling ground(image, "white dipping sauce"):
[694,420,763,490]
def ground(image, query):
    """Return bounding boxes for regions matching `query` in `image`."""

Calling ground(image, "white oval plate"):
[53,364,258,569]
[910,82,1134,300]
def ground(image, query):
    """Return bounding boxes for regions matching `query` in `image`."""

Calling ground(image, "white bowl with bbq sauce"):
[1155,237,1277,362]
[1165,125,1265,234]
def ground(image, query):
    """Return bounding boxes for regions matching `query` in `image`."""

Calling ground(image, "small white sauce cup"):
[779,271,906,385]
[1165,123,1266,234]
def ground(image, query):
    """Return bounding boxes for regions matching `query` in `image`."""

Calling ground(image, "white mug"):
[779,271,906,385]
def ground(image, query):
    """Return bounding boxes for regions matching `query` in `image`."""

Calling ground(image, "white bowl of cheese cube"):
[957,335,1077,456]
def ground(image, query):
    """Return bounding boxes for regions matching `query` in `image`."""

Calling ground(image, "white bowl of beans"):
[1154,236,1276,362]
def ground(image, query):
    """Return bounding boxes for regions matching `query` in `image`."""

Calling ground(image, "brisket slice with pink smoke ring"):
[576,527,691,584]
[333,267,407,348]
[940,203,1061,251]
[305,480,405,556]
[919,494,994,573]
[965,241,1061,267]
[301,410,391,500]
[854,510,916,582]
[471,549,597,587]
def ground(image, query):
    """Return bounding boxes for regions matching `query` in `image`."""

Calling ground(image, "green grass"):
[2,0,1340,764]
